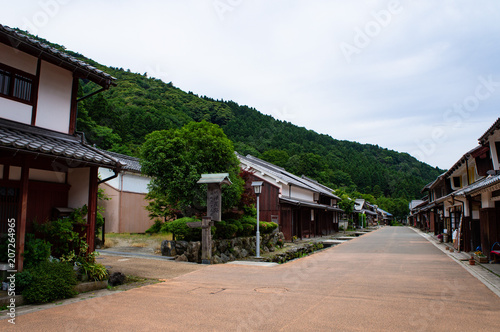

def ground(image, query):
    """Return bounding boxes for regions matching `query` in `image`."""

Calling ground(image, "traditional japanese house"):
[408,200,426,228]
[377,207,393,225]
[353,199,378,227]
[421,175,448,235]
[0,25,121,270]
[419,117,500,255]
[238,154,343,241]
[98,151,153,234]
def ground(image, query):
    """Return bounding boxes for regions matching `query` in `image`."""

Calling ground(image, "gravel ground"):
[96,254,205,280]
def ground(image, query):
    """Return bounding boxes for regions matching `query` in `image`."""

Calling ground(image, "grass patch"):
[103,233,172,249]
[107,275,161,291]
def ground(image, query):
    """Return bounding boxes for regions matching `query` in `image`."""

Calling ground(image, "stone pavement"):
[414,228,500,298]
[3,226,500,331]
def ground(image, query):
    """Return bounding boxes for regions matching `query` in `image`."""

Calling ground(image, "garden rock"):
[175,254,188,262]
[175,241,189,255]
[109,272,126,286]
[220,253,229,263]
[161,240,176,256]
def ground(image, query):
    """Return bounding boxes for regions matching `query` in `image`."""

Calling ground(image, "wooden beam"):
[30,57,41,126]
[86,166,98,252]
[15,160,29,271]
[68,76,79,135]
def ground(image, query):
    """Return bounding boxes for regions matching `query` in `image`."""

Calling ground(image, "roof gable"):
[0,24,116,88]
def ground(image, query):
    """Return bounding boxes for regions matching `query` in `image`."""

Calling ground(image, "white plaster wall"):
[290,185,314,202]
[68,168,89,209]
[443,201,450,217]
[122,173,150,194]
[481,191,495,208]
[99,168,120,190]
[0,98,32,124]
[489,134,500,171]
[29,168,65,183]
[9,166,21,180]
[0,43,37,74]
[35,61,72,133]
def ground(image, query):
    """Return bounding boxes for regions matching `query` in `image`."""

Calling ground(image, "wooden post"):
[201,216,213,264]
[16,162,29,271]
[207,183,222,222]
[87,167,98,252]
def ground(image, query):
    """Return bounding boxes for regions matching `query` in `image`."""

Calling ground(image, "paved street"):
[4,227,500,331]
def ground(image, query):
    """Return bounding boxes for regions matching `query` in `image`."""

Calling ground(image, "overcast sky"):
[2,0,500,169]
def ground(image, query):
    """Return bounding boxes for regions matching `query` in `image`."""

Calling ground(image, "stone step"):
[322,239,347,247]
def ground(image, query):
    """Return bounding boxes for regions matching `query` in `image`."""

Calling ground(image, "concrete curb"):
[411,227,500,299]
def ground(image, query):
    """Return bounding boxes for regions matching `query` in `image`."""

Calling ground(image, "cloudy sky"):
[2,0,500,169]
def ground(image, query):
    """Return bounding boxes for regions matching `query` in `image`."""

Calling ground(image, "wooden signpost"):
[188,173,232,264]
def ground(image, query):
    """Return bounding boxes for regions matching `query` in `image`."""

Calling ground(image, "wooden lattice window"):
[0,63,35,105]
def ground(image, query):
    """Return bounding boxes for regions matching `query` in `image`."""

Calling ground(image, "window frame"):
[0,62,36,106]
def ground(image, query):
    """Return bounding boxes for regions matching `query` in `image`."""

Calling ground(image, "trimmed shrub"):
[163,217,202,241]
[23,234,51,269]
[240,223,255,237]
[260,221,278,234]
[14,269,33,295]
[21,261,77,304]
[145,219,164,234]
[214,221,238,240]
[240,216,257,226]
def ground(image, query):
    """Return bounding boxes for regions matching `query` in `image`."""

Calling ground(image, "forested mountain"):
[20,29,443,216]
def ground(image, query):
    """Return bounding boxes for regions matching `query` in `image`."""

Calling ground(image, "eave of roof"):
[479,117,500,144]
[0,24,116,88]
[279,196,343,212]
[452,174,500,197]
[101,150,142,173]
[0,119,122,169]
[443,145,482,178]
[238,153,339,199]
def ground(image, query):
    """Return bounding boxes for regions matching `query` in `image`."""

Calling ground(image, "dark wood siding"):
[248,174,280,223]
[27,181,69,232]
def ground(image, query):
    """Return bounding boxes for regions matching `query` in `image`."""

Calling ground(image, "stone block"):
[161,240,176,256]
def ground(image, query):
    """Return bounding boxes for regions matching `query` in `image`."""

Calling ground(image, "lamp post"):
[252,181,263,258]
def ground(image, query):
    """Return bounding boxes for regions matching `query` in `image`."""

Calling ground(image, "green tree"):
[262,149,290,167]
[140,121,244,217]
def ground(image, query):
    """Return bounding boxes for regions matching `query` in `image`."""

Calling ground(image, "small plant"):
[77,259,109,281]
[276,239,284,248]
[474,250,486,257]
[22,234,52,269]
[292,236,298,242]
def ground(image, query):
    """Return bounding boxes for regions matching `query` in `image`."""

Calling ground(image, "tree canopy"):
[140,121,244,218]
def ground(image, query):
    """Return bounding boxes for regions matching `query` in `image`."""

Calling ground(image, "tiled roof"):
[479,117,500,144]
[443,145,482,178]
[100,150,141,173]
[279,196,343,212]
[0,119,120,168]
[0,24,116,87]
[238,153,339,199]
[453,174,500,197]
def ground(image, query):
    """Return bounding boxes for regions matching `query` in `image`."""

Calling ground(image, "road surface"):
[4,227,500,331]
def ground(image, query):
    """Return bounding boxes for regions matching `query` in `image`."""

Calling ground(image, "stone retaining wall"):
[161,232,285,264]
